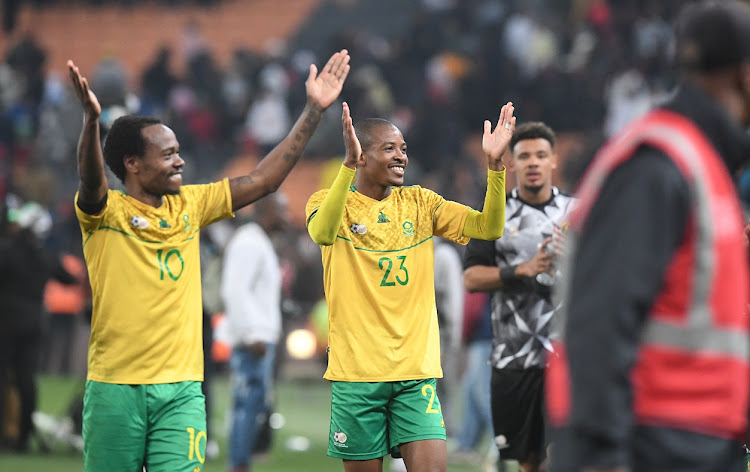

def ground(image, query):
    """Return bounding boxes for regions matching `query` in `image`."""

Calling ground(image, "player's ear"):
[124,155,140,175]
[356,150,366,167]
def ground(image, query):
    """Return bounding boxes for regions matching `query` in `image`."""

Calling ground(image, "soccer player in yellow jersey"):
[305,101,515,472]
[67,50,349,472]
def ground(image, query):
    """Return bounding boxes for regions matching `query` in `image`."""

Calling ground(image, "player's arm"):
[463,238,554,292]
[307,102,359,246]
[68,60,108,214]
[229,50,351,212]
[461,102,516,240]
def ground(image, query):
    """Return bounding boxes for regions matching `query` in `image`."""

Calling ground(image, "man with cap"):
[546,2,750,471]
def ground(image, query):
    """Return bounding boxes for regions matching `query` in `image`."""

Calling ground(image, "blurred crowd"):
[1,0,699,224]
[0,0,737,462]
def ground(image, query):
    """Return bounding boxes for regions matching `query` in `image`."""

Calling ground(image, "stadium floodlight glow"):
[286,328,317,360]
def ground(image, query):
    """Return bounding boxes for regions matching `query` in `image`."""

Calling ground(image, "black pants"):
[42,313,77,374]
[631,425,745,472]
[551,424,745,472]
[491,367,546,463]
[0,332,40,450]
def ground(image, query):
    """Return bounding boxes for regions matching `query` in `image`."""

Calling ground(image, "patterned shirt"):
[464,187,576,370]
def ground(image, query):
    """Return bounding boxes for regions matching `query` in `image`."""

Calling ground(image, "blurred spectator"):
[140,46,178,115]
[245,63,291,155]
[90,56,128,110]
[221,194,288,472]
[41,251,88,375]
[547,2,750,471]
[0,200,75,452]
[433,236,464,433]
[450,292,494,467]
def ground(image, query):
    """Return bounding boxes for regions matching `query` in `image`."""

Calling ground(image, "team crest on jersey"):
[183,214,191,232]
[130,216,149,229]
[333,430,348,447]
[402,221,415,237]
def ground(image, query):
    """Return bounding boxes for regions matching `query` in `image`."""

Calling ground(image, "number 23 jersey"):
[306,185,471,382]
[75,180,234,384]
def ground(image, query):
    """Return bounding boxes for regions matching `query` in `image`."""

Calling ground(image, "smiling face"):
[126,124,185,197]
[510,137,557,197]
[357,122,408,190]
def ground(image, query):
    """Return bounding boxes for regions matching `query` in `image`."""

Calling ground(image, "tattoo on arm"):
[237,175,254,186]
[230,104,324,210]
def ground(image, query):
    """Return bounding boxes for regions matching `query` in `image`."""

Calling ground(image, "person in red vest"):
[546,2,750,472]
[42,252,88,374]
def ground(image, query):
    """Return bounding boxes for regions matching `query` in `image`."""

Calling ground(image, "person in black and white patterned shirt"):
[463,122,575,472]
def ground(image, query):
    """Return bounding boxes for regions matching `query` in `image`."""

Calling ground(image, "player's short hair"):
[354,118,396,152]
[510,122,556,151]
[103,115,163,182]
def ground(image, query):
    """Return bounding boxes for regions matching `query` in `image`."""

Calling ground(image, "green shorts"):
[83,380,207,472]
[327,378,446,460]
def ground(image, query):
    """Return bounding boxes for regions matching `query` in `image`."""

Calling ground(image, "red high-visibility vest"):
[44,254,87,315]
[547,110,750,438]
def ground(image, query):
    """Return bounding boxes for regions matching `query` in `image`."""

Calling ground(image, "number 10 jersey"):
[75,180,233,384]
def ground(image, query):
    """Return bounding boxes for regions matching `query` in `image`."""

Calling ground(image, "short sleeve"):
[305,189,329,226]
[182,179,234,228]
[75,190,112,232]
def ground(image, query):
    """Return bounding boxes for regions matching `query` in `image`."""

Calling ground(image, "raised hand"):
[67,60,101,118]
[341,102,360,170]
[482,101,516,169]
[305,49,351,111]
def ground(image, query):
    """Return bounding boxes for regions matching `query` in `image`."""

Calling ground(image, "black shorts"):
[490,367,546,463]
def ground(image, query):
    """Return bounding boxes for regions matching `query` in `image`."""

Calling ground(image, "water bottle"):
[536,223,568,286]
[535,240,557,286]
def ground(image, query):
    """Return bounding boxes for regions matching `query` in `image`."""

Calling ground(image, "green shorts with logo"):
[327,378,446,460]
[83,380,207,472]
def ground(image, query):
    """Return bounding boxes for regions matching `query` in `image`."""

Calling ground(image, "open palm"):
[305,49,351,110]
[67,60,101,117]
[341,102,360,168]
[482,102,516,162]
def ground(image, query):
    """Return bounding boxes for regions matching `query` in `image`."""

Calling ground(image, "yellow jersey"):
[306,185,470,382]
[75,180,234,384]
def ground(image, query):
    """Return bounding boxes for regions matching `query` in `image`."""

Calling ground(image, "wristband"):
[500,265,518,283]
